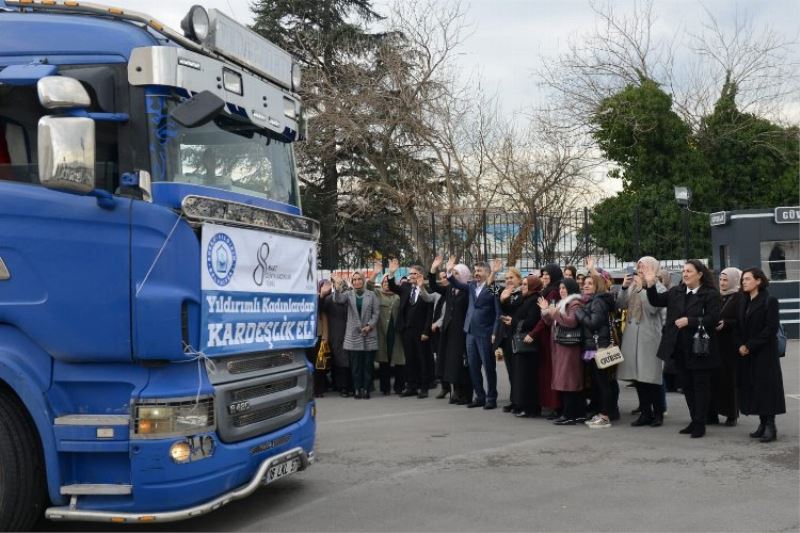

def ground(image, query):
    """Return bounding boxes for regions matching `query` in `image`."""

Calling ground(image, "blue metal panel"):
[0,325,61,504]
[0,13,157,63]
[0,182,132,361]
[151,182,302,216]
[130,199,202,360]
[0,63,58,84]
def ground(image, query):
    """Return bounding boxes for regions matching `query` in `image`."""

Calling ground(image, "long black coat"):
[429,273,471,386]
[388,276,433,336]
[646,284,721,370]
[712,292,744,419]
[736,290,786,416]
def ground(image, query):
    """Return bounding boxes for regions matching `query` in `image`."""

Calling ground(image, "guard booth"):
[710,207,800,338]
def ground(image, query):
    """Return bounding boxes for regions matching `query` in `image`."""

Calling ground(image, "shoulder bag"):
[554,323,582,346]
[512,322,538,354]
[691,306,711,357]
[594,313,624,369]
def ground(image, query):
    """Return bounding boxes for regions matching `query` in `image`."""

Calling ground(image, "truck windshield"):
[146,94,299,206]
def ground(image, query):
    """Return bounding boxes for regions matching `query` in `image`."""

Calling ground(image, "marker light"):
[181,5,210,44]
[222,68,243,95]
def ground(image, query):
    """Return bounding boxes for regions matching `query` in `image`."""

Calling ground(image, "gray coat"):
[616,283,666,385]
[333,289,380,352]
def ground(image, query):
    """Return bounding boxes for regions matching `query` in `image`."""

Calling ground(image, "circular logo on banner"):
[206,232,237,286]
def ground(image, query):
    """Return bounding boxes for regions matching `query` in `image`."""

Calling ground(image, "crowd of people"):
[309,255,787,442]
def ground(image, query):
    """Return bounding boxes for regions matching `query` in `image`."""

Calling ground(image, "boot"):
[690,423,706,438]
[679,421,695,434]
[750,417,766,438]
[435,384,451,399]
[760,417,777,443]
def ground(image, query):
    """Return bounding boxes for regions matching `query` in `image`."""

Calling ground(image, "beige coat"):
[616,284,666,385]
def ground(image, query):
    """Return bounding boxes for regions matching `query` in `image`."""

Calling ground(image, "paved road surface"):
[44,342,799,531]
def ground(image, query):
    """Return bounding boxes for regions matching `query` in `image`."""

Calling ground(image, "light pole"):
[674,186,692,260]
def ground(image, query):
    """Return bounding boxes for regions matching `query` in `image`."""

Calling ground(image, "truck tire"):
[0,387,47,532]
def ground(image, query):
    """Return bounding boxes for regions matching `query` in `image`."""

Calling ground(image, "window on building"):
[760,240,800,282]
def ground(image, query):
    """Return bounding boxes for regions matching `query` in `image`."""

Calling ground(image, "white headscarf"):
[720,267,742,296]
[453,263,472,283]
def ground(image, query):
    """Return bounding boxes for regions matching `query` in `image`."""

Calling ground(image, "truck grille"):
[233,400,297,428]
[215,366,308,443]
[227,352,295,374]
[231,378,297,402]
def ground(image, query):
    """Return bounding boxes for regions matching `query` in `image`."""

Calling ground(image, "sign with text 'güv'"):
[201,223,317,356]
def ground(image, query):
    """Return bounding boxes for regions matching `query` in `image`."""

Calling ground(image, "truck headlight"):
[133,398,215,438]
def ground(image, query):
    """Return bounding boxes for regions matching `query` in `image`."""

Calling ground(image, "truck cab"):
[0,1,317,528]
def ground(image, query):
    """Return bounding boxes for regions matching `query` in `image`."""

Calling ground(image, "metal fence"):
[332,207,692,275]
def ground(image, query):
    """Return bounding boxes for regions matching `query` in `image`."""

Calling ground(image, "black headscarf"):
[560,277,581,296]
[542,264,564,297]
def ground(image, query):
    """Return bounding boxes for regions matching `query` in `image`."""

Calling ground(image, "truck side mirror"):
[37,116,96,193]
[170,90,225,128]
[36,76,91,109]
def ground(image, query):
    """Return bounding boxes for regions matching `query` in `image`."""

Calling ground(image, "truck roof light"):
[108,6,123,14]
[291,63,302,92]
[181,5,210,44]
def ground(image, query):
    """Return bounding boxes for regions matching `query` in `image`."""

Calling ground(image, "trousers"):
[348,350,376,391]
[466,333,496,402]
[677,364,712,426]
[402,330,431,391]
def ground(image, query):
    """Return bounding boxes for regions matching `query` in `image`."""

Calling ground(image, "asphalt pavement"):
[45,341,799,532]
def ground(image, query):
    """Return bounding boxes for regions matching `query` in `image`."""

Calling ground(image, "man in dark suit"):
[387,259,434,398]
[446,256,501,409]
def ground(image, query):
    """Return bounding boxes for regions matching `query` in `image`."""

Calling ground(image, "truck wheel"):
[0,387,47,532]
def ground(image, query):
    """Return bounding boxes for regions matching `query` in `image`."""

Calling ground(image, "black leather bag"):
[512,321,538,354]
[554,324,582,346]
[692,306,711,357]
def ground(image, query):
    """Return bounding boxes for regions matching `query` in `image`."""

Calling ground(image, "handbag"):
[593,314,624,369]
[554,323,582,346]
[512,323,538,354]
[691,303,711,357]
[315,340,332,370]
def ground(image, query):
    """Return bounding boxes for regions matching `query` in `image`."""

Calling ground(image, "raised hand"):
[641,262,656,287]
[500,287,513,301]
[491,258,502,274]
[431,255,443,273]
[388,258,400,275]
[537,296,549,310]
[320,280,332,296]
[372,259,383,275]
[585,255,596,272]
[446,255,456,272]
[331,272,342,287]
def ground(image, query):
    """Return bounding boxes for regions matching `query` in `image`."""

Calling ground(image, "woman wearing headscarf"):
[332,271,380,399]
[617,257,667,427]
[642,259,721,439]
[513,274,544,417]
[524,264,563,417]
[495,267,525,413]
[321,275,352,396]
[737,267,785,443]
[709,267,743,426]
[540,277,585,424]
[368,267,406,396]
[429,257,473,405]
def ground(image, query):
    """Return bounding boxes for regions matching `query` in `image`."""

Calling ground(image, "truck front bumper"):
[45,447,314,523]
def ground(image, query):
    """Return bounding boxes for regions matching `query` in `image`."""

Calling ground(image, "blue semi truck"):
[0,1,318,529]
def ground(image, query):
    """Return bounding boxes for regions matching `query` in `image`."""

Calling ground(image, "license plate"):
[264,457,301,484]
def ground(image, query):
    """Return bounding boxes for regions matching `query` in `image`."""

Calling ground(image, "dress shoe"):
[650,416,664,427]
[631,415,655,427]
[502,404,516,413]
[679,422,695,434]
[690,424,706,438]
[723,417,737,427]
[553,417,577,425]
[399,389,417,397]
[417,390,429,399]
[435,388,450,399]
[760,422,777,443]
[483,401,497,410]
[466,400,485,408]
[362,389,371,399]
[353,390,362,399]
[449,396,458,404]
[750,422,766,438]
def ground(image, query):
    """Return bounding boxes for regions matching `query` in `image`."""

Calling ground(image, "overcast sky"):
[114,0,799,122]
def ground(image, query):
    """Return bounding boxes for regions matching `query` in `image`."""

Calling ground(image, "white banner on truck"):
[201,223,317,356]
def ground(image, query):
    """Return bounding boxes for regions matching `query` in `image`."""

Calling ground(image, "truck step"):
[60,484,132,496]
